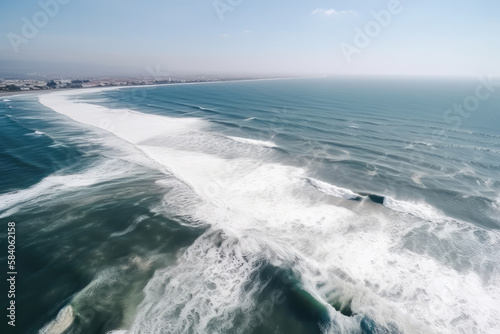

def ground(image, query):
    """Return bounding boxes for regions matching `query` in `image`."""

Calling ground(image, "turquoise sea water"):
[1,77,499,333]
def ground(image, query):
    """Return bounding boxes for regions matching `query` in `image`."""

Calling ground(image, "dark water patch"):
[325,292,354,317]
[0,138,85,194]
[361,316,402,334]
[368,194,385,205]
[246,265,330,334]
[0,152,47,192]
[357,193,386,205]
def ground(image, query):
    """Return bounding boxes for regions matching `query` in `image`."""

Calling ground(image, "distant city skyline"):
[1,0,499,78]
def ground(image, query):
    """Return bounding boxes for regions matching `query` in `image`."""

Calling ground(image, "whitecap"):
[110,215,148,237]
[0,159,130,214]
[306,177,359,200]
[383,196,449,222]
[411,172,425,187]
[39,305,74,334]
[227,136,277,148]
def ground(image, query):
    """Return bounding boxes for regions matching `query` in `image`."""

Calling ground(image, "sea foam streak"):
[306,177,360,200]
[39,305,74,334]
[227,136,278,148]
[39,89,500,334]
[0,159,130,217]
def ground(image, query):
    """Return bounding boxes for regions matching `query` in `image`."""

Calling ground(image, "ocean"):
[1,77,499,334]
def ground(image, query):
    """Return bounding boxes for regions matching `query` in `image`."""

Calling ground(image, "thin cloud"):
[311,8,356,17]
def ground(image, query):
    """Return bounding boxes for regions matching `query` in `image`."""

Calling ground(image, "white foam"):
[34,130,44,135]
[110,215,148,237]
[227,136,277,148]
[3,98,12,101]
[40,93,203,145]
[383,196,450,222]
[491,198,500,224]
[415,141,432,147]
[39,305,74,334]
[347,122,359,129]
[411,172,425,187]
[18,116,44,120]
[0,159,130,215]
[129,231,274,333]
[48,142,65,148]
[306,177,359,200]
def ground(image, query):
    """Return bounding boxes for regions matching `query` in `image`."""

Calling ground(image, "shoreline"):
[0,88,74,98]
[0,76,308,99]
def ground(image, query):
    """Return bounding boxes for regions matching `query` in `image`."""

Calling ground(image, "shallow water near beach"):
[1,77,499,334]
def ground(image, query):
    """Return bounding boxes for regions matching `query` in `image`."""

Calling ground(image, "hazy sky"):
[1,0,499,77]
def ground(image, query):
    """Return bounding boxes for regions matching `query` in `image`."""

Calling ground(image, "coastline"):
[0,88,74,98]
[0,76,306,100]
